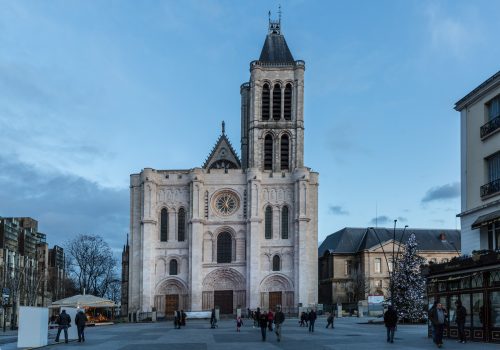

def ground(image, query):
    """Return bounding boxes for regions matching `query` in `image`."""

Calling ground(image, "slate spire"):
[259,9,295,64]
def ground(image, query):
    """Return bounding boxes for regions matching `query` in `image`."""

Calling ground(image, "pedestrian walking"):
[54,309,71,343]
[254,307,261,328]
[210,309,217,329]
[259,311,268,341]
[326,312,334,329]
[455,300,467,344]
[236,316,243,332]
[274,306,285,342]
[181,309,187,327]
[174,310,181,329]
[308,309,317,333]
[429,302,447,348]
[384,306,398,343]
[75,309,88,342]
[299,311,306,327]
[267,309,274,331]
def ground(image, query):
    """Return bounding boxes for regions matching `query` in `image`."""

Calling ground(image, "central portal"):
[214,290,233,314]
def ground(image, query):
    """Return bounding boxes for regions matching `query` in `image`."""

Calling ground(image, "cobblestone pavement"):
[6,317,500,349]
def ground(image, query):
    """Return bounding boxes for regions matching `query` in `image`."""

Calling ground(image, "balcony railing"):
[480,115,500,138]
[481,178,500,198]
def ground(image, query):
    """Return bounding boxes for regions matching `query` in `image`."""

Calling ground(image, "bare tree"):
[66,234,117,297]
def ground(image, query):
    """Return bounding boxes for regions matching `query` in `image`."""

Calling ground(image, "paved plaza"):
[2,316,499,350]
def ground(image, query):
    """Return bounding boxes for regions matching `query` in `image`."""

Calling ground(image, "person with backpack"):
[55,309,71,343]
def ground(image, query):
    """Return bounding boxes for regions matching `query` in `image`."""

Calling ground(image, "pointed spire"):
[222,120,225,135]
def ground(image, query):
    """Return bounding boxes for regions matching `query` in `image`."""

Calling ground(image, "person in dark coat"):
[429,302,447,348]
[75,310,88,342]
[55,310,71,343]
[210,309,217,328]
[254,307,261,328]
[455,300,467,343]
[326,312,334,329]
[384,306,398,343]
[181,310,186,327]
[274,306,285,342]
[174,310,181,329]
[259,311,268,341]
[308,309,317,333]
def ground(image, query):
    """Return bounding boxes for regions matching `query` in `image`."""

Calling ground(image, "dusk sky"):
[1,0,500,254]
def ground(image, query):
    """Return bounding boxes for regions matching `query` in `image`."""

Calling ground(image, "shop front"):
[426,252,500,343]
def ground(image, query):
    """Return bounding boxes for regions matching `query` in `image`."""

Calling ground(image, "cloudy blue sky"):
[1,0,499,253]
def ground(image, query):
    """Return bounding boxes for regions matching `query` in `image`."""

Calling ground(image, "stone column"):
[189,172,204,311]
[247,170,262,308]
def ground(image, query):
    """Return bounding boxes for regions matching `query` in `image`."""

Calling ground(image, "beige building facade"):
[455,71,500,255]
[318,227,460,305]
[128,19,318,316]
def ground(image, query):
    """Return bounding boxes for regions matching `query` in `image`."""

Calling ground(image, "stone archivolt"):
[260,273,293,292]
[202,268,246,291]
[156,277,188,295]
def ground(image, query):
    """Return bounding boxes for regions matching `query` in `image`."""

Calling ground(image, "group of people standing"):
[53,309,88,344]
[429,300,467,348]
[299,309,318,332]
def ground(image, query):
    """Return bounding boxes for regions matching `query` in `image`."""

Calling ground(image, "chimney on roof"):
[439,232,447,242]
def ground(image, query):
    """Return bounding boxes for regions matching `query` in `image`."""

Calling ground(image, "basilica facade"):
[128,19,318,315]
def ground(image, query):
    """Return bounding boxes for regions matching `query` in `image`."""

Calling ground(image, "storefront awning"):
[471,209,500,229]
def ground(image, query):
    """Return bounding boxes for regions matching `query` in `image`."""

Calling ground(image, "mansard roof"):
[319,227,461,256]
[203,130,241,170]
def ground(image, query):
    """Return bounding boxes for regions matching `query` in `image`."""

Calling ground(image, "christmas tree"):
[391,232,426,322]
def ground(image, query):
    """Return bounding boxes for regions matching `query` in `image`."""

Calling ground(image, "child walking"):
[236,316,243,332]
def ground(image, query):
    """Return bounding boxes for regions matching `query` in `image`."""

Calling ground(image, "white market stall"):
[51,294,117,326]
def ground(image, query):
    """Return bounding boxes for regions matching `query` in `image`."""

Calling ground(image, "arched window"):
[262,83,270,120]
[265,206,273,239]
[281,206,289,239]
[160,208,168,242]
[272,255,281,271]
[264,134,273,170]
[217,232,232,263]
[178,208,186,242]
[284,83,292,120]
[169,259,178,275]
[280,134,289,171]
[272,83,282,120]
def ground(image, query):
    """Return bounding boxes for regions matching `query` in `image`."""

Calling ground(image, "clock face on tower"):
[213,190,240,216]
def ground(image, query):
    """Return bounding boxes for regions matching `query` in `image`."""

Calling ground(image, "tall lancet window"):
[265,206,273,239]
[217,232,232,263]
[272,83,282,120]
[284,83,292,120]
[281,206,289,239]
[264,134,273,170]
[262,83,270,120]
[160,208,168,242]
[169,259,178,275]
[272,255,281,271]
[280,134,289,171]
[177,208,186,242]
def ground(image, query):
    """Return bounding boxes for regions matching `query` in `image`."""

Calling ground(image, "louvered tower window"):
[284,84,292,120]
[169,259,178,275]
[280,134,289,171]
[265,206,273,239]
[272,255,281,271]
[272,83,282,120]
[160,208,168,242]
[281,206,289,239]
[217,232,232,263]
[178,208,186,242]
[264,134,273,170]
[262,83,270,120]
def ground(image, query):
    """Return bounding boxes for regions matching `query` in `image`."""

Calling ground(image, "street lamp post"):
[369,222,409,307]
